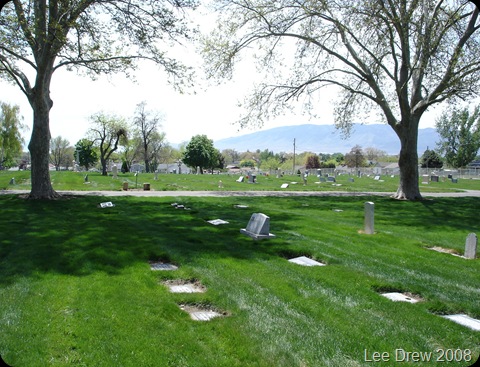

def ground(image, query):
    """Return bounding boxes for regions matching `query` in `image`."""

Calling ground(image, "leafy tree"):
[240,159,255,168]
[50,135,71,171]
[222,148,240,165]
[0,0,196,198]
[74,139,97,171]
[305,154,321,169]
[204,0,480,200]
[0,102,25,169]
[344,145,367,168]
[88,112,128,176]
[261,156,280,172]
[133,102,166,173]
[421,149,443,169]
[365,147,387,163]
[436,106,480,168]
[182,135,216,174]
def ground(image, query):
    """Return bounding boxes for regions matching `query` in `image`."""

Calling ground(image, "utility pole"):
[293,138,296,174]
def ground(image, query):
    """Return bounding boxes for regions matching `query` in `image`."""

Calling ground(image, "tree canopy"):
[204,0,480,200]
[0,0,197,198]
[0,101,25,169]
[182,134,217,173]
[436,105,480,168]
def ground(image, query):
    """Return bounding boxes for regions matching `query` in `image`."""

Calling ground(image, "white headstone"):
[465,233,477,259]
[236,176,244,182]
[112,165,118,179]
[364,201,375,234]
[281,183,289,189]
[240,213,275,240]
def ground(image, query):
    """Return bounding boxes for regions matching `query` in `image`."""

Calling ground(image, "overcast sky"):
[0,2,444,149]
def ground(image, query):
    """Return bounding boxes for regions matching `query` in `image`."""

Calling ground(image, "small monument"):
[236,176,244,183]
[9,178,15,185]
[364,202,375,234]
[112,165,118,179]
[240,213,275,240]
[465,233,477,259]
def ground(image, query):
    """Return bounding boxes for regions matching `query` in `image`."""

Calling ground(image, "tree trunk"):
[393,119,422,200]
[28,92,59,199]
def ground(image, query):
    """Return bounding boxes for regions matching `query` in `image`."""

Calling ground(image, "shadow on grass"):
[0,195,289,286]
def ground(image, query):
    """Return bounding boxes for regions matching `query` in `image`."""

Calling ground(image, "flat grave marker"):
[288,256,325,267]
[207,219,229,225]
[381,292,421,304]
[150,262,178,271]
[442,314,480,331]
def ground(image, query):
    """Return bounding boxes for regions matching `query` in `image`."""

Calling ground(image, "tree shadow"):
[0,195,290,286]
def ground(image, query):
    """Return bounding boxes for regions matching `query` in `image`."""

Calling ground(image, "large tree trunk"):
[393,119,422,200]
[27,85,59,199]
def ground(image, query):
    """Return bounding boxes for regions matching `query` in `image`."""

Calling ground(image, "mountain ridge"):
[213,124,439,155]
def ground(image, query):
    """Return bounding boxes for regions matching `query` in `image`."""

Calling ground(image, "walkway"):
[2,189,480,198]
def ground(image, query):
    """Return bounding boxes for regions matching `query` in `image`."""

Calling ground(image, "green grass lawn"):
[2,170,480,193]
[0,193,479,366]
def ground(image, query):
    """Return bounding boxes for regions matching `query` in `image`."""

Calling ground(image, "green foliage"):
[344,145,367,168]
[305,154,320,169]
[88,112,128,175]
[74,139,98,171]
[436,105,480,168]
[421,149,443,169]
[182,135,217,172]
[0,102,25,169]
[240,159,255,168]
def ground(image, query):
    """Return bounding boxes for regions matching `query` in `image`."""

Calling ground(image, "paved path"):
[2,189,480,198]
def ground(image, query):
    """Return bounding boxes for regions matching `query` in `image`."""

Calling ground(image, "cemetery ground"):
[1,170,480,194]
[0,187,479,367]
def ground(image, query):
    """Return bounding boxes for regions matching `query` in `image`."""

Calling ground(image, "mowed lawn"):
[0,193,479,366]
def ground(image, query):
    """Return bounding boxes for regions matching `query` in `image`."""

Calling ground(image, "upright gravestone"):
[465,233,477,259]
[240,213,275,240]
[112,165,118,179]
[327,176,336,183]
[364,202,375,234]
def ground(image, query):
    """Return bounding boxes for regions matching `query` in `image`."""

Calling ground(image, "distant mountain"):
[214,124,440,155]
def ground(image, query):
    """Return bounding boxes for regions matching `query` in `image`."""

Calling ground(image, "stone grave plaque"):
[280,183,289,189]
[236,176,244,182]
[374,175,380,180]
[179,305,223,321]
[99,201,115,208]
[207,219,229,225]
[150,262,178,271]
[288,256,325,267]
[442,314,480,331]
[430,175,439,182]
[327,176,336,183]
[240,213,275,240]
[381,292,419,303]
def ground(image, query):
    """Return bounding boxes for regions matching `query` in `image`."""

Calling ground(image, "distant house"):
[373,162,399,175]
[156,163,191,174]
[467,160,480,168]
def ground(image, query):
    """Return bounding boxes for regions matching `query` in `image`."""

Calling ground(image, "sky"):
[0,2,445,150]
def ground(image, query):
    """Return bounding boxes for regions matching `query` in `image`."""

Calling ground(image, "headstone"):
[381,292,420,303]
[218,180,223,188]
[248,174,256,184]
[122,182,128,191]
[207,219,229,225]
[240,213,276,240]
[374,175,380,181]
[154,170,159,180]
[112,165,118,179]
[447,174,453,179]
[364,201,375,234]
[280,183,289,189]
[236,176,244,183]
[431,175,439,182]
[422,175,429,184]
[451,178,458,183]
[84,174,89,183]
[9,178,15,185]
[196,166,201,175]
[442,314,480,331]
[302,173,307,185]
[465,233,477,259]
[317,169,322,176]
[320,177,326,182]
[143,183,150,191]
[288,256,325,267]
[327,176,336,183]
[349,178,355,183]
